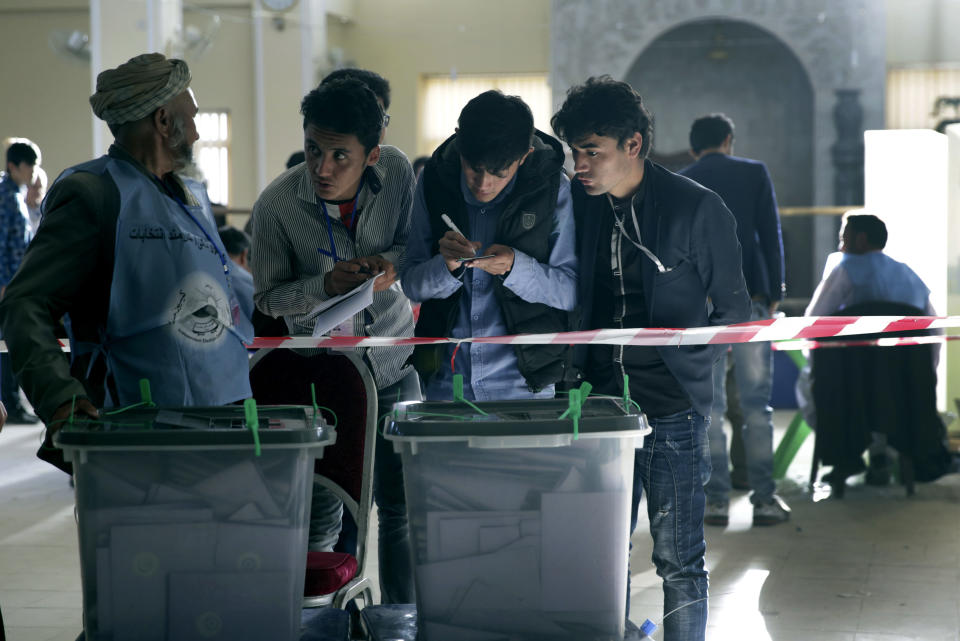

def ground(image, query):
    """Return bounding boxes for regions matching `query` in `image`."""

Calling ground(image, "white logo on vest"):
[521,211,537,230]
[170,272,233,344]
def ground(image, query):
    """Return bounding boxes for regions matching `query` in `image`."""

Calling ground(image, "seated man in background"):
[806,211,933,317]
[803,211,936,483]
[400,90,577,401]
[0,54,253,469]
[251,77,418,604]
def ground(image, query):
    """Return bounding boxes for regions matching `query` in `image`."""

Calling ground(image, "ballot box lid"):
[385,396,649,445]
[54,405,334,451]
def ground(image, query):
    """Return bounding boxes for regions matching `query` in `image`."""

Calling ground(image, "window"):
[195,110,231,206]
[418,73,552,157]
[887,67,960,130]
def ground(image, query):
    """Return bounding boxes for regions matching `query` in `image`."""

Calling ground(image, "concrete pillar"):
[253,0,325,193]
[864,129,948,409]
[945,124,960,415]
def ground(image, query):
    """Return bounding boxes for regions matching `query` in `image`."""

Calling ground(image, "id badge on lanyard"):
[328,318,354,337]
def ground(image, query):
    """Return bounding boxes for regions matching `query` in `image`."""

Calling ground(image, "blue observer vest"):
[62,156,253,407]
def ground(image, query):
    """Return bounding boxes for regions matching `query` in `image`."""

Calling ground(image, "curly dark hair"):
[321,68,391,110]
[689,113,735,154]
[457,90,534,174]
[551,76,653,157]
[301,78,383,153]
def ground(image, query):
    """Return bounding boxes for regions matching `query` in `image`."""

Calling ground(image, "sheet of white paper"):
[540,491,628,613]
[309,272,382,337]
[214,523,303,573]
[167,571,293,641]
[426,511,537,562]
[192,460,282,519]
[478,525,520,554]
[417,543,540,620]
[109,521,218,641]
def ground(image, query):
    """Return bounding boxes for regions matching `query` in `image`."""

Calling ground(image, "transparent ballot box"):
[55,405,335,641]
[386,397,649,641]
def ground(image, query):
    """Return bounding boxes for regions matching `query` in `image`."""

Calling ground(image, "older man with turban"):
[0,53,253,471]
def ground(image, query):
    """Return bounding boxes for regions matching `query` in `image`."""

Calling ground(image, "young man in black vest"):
[551,77,751,641]
[400,90,577,401]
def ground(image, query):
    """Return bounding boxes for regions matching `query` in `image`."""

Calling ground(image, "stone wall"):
[551,0,885,296]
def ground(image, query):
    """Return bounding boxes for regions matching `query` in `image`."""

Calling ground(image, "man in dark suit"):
[552,78,751,641]
[679,113,789,527]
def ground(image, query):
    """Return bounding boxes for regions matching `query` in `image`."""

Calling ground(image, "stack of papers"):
[306,273,382,337]
[408,439,632,639]
[76,449,308,640]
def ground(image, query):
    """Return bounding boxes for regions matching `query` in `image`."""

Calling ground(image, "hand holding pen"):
[438,213,482,272]
[323,255,396,295]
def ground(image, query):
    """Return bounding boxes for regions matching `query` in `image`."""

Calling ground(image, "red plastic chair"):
[249,348,377,610]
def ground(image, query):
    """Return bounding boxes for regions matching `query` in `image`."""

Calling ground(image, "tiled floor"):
[1,411,958,641]
[628,414,960,641]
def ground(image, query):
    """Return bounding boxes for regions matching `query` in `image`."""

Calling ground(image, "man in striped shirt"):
[250,78,419,603]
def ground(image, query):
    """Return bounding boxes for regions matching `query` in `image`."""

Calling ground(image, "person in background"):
[218,225,254,322]
[679,113,789,527]
[401,90,577,402]
[25,165,47,234]
[806,212,933,318]
[0,138,42,424]
[412,155,429,177]
[286,151,305,169]
[802,211,936,484]
[551,76,751,641]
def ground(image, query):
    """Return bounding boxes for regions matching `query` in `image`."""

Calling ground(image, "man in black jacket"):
[552,77,750,641]
[680,114,789,527]
[400,90,577,401]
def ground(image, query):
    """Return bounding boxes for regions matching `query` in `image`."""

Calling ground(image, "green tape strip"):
[310,383,319,430]
[243,398,262,457]
[452,374,488,416]
[139,379,154,406]
[568,389,581,440]
[558,382,591,440]
[578,381,593,403]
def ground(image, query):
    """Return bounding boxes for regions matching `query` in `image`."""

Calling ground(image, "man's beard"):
[168,115,195,171]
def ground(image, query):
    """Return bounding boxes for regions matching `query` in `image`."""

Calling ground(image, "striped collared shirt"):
[250,145,416,389]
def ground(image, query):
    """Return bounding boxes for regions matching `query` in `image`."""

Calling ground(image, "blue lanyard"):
[158,179,231,277]
[317,180,362,263]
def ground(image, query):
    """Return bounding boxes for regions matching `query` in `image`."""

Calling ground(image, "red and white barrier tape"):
[771,334,960,351]
[3,315,959,353]
[246,315,960,349]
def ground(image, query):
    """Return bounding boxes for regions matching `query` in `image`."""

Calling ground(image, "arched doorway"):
[625,18,816,295]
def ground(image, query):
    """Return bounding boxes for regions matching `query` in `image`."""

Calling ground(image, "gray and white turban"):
[89,53,191,126]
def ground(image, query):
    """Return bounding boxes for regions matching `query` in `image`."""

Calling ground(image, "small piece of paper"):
[308,273,382,338]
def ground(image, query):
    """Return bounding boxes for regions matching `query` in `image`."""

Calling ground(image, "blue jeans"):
[707,300,776,505]
[630,409,710,641]
[373,368,421,604]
